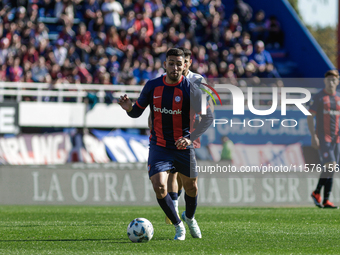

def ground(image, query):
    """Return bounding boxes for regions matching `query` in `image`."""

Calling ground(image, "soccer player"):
[119,48,214,240]
[308,70,340,209]
[165,47,214,225]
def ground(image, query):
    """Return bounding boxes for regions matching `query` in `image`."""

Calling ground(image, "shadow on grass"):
[0,238,131,243]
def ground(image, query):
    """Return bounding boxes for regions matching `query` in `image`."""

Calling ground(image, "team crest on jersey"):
[175,96,181,103]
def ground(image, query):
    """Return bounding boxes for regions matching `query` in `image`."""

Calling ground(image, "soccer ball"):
[127,218,154,243]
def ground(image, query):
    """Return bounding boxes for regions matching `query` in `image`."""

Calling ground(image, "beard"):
[167,71,181,82]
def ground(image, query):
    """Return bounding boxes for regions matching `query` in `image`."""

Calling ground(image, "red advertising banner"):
[0,133,72,165]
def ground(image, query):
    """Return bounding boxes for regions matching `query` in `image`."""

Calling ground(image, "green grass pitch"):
[0,206,339,254]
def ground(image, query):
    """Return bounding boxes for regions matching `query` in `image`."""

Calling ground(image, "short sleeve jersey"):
[309,89,340,143]
[136,75,202,149]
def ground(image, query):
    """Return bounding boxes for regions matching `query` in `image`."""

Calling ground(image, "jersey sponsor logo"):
[153,96,161,99]
[153,105,182,115]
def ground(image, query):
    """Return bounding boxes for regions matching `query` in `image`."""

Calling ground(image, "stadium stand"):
[1,0,333,104]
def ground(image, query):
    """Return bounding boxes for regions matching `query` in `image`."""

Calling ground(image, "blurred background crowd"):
[0,0,285,99]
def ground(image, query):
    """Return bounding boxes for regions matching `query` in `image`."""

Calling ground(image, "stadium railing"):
[0,82,319,107]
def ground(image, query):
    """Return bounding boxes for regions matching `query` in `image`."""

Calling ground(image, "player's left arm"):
[194,76,214,113]
[188,83,214,142]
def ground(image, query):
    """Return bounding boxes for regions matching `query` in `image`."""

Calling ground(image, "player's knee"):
[184,181,198,196]
[152,182,167,196]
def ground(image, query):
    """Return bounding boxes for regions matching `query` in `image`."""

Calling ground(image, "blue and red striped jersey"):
[134,75,203,149]
[309,89,340,143]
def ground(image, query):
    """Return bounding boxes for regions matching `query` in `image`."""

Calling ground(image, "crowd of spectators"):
[0,0,285,101]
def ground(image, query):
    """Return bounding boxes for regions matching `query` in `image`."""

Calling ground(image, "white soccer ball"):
[127,218,154,243]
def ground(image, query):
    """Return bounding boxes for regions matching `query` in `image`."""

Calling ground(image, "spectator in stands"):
[152,32,167,61]
[33,22,49,48]
[37,38,48,57]
[218,61,228,79]
[28,4,39,24]
[239,31,253,56]
[234,0,253,24]
[265,15,284,48]
[8,56,23,82]
[152,9,165,34]
[75,22,93,63]
[67,44,81,66]
[226,13,242,39]
[166,12,185,34]
[6,23,19,45]
[150,58,164,79]
[101,0,123,29]
[13,6,28,26]
[134,12,154,38]
[106,54,120,83]
[207,62,219,79]
[23,45,39,64]
[84,0,101,25]
[212,0,225,20]
[77,63,93,84]
[226,43,248,67]
[105,26,124,58]
[32,56,50,82]
[53,38,67,66]
[24,70,33,83]
[55,0,75,25]
[21,26,33,46]
[221,29,236,51]
[58,23,75,44]
[249,40,280,78]
[116,29,130,52]
[8,34,22,57]
[50,63,62,83]
[122,0,134,13]
[120,10,136,34]
[248,10,266,42]
[0,38,10,65]
[88,14,106,41]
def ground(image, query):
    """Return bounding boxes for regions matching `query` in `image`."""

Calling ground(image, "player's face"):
[324,75,339,92]
[164,55,185,82]
[182,56,192,76]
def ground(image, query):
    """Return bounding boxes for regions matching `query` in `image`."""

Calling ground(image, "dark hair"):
[325,70,339,78]
[177,47,192,58]
[166,48,185,58]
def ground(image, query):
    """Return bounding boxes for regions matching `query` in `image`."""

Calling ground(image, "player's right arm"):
[118,82,151,118]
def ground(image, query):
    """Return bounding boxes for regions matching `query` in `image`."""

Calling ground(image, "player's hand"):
[118,94,133,112]
[175,137,192,150]
[311,135,320,150]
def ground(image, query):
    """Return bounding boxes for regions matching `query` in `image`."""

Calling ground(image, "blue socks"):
[157,193,181,225]
[185,193,197,219]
